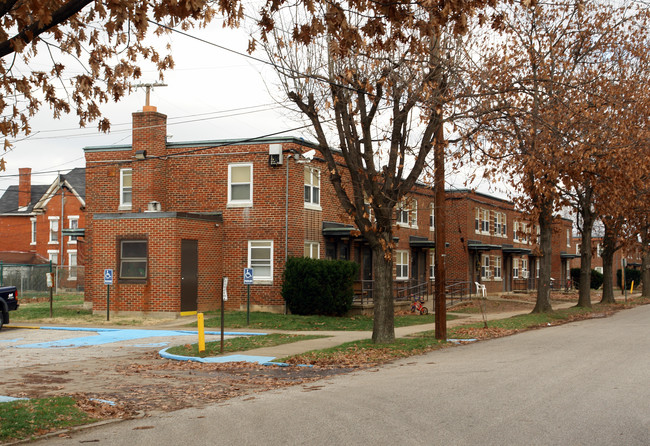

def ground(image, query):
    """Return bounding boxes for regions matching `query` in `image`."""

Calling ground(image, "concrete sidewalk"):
[205,300,568,361]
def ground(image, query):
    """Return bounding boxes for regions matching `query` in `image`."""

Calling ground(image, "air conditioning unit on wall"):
[269,144,283,166]
[146,201,161,212]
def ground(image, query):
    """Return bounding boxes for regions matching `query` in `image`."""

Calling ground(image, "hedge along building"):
[444,189,577,294]
[83,104,438,316]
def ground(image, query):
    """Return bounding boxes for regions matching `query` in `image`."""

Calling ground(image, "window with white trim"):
[576,244,580,255]
[429,251,435,279]
[597,243,603,257]
[48,217,59,244]
[48,250,58,265]
[304,241,319,259]
[68,251,78,280]
[494,212,506,237]
[513,258,520,279]
[536,260,540,278]
[513,221,519,242]
[397,198,416,227]
[521,258,529,278]
[595,266,603,274]
[566,229,571,247]
[248,240,273,282]
[493,256,502,279]
[395,250,409,280]
[228,164,253,207]
[68,216,79,243]
[119,168,132,209]
[304,167,320,208]
[481,254,491,279]
[481,209,490,233]
[429,203,435,230]
[120,240,147,279]
[30,218,37,245]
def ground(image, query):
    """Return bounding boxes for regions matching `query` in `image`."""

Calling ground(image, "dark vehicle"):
[0,286,19,330]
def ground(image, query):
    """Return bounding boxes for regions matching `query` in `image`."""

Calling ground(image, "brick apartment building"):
[444,189,577,295]
[570,236,643,286]
[83,105,438,316]
[0,168,86,278]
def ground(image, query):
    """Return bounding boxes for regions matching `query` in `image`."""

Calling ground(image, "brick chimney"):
[132,108,168,211]
[18,167,31,208]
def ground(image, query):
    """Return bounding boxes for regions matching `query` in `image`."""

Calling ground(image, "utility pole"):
[434,123,447,340]
[58,174,65,292]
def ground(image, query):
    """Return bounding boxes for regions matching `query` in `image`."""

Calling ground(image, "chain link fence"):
[0,263,84,296]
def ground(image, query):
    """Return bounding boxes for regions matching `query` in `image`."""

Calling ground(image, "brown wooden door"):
[181,239,198,312]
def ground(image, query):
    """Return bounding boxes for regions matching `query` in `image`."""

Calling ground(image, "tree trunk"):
[371,242,395,343]
[577,196,594,308]
[642,230,650,298]
[600,222,616,304]
[533,199,553,313]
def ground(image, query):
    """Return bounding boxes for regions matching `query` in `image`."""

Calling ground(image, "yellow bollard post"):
[197,313,206,353]
[630,281,634,295]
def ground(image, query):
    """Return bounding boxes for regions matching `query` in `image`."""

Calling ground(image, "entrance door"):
[181,239,198,312]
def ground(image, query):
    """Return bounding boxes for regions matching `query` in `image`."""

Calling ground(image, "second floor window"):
[494,212,506,236]
[120,168,132,209]
[31,218,37,244]
[304,167,320,207]
[228,164,253,206]
[68,217,79,243]
[476,208,490,233]
[49,218,59,243]
[397,198,417,227]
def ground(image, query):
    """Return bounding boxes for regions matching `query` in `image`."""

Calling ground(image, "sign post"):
[104,269,113,321]
[244,268,254,325]
[221,277,228,354]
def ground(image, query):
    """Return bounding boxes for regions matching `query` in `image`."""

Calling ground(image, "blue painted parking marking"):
[15,327,266,349]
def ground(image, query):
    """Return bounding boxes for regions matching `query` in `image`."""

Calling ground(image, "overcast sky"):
[0,15,507,200]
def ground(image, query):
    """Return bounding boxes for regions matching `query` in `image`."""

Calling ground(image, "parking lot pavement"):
[0,326,261,370]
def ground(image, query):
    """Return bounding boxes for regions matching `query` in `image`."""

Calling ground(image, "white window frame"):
[48,217,59,244]
[304,241,320,259]
[68,250,78,280]
[481,254,491,280]
[493,255,502,280]
[410,199,418,228]
[513,221,519,242]
[395,250,409,281]
[475,208,481,234]
[304,167,321,210]
[536,260,540,279]
[429,203,435,231]
[429,251,435,280]
[30,217,37,245]
[228,163,253,207]
[248,240,273,283]
[513,258,520,279]
[595,266,603,274]
[481,209,490,234]
[567,229,571,247]
[48,249,58,265]
[522,258,529,278]
[119,168,132,210]
[597,243,603,258]
[397,199,411,227]
[67,216,79,244]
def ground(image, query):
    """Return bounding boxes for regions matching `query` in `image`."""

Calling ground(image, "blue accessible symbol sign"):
[243,268,254,285]
[104,269,114,286]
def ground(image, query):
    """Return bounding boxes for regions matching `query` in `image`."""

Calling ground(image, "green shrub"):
[570,267,603,289]
[616,268,641,290]
[282,257,359,316]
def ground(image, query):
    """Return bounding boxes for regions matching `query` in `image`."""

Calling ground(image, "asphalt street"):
[27,304,650,446]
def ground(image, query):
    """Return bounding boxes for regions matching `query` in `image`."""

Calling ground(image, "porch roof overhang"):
[409,236,436,248]
[502,244,532,255]
[467,240,501,251]
[560,252,580,259]
[322,221,356,237]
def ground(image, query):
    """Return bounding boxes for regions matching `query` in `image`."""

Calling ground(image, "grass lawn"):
[0,397,97,443]
[282,302,631,366]
[166,333,327,358]
[201,311,455,331]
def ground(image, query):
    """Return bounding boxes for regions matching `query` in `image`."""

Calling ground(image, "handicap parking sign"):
[244,268,254,285]
[104,269,114,285]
